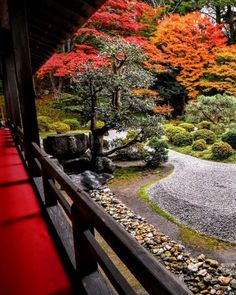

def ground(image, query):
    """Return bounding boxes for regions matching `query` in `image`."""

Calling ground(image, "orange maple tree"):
[197,45,236,96]
[150,12,227,99]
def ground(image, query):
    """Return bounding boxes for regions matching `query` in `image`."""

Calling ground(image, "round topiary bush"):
[197,121,212,130]
[164,124,186,141]
[63,119,80,130]
[193,129,216,144]
[49,122,71,134]
[37,116,52,132]
[211,142,234,160]
[222,129,236,149]
[192,139,207,151]
[172,131,192,146]
[179,122,195,132]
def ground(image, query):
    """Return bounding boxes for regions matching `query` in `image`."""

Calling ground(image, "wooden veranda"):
[0,0,192,294]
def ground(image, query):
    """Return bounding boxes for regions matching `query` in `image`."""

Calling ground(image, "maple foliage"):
[152,104,174,115]
[197,45,236,96]
[37,0,162,99]
[150,12,227,99]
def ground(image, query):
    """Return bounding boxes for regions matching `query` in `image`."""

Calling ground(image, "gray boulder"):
[43,133,89,160]
[70,170,113,191]
[95,157,115,174]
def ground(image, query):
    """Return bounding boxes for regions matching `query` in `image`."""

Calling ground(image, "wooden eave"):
[0,0,106,73]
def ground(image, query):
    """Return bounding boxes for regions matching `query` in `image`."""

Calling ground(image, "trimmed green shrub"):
[63,119,80,130]
[37,116,52,132]
[211,142,234,160]
[164,124,186,141]
[193,129,216,144]
[179,123,195,132]
[172,131,192,146]
[211,123,226,135]
[222,129,236,149]
[192,139,207,151]
[49,122,70,134]
[145,138,168,168]
[197,121,212,130]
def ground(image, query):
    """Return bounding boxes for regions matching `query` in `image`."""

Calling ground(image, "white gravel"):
[148,150,236,243]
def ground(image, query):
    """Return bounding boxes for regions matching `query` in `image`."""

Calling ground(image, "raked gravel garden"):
[87,148,236,295]
[148,150,236,243]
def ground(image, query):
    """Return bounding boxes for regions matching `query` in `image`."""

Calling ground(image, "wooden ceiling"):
[0,0,106,72]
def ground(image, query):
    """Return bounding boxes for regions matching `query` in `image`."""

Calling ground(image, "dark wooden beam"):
[2,65,13,123]
[4,50,22,128]
[8,0,40,177]
[28,23,63,44]
[56,0,99,17]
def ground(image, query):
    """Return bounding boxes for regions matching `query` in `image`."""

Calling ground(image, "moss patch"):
[109,166,160,188]
[138,179,235,252]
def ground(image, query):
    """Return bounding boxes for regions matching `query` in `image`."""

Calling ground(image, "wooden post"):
[7,0,40,176]
[2,65,14,125]
[71,204,98,276]
[5,52,22,129]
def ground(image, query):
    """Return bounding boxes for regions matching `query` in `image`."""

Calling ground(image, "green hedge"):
[222,129,236,149]
[211,142,234,160]
[192,139,207,151]
[193,129,216,144]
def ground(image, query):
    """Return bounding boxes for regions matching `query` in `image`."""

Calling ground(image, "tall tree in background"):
[146,0,236,43]
[150,12,227,106]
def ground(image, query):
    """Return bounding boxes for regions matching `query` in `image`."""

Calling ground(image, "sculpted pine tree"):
[72,39,163,163]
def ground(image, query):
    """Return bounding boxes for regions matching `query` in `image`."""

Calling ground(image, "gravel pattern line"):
[148,150,236,243]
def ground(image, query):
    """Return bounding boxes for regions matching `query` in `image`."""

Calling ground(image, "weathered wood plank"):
[81,271,114,295]
[84,229,136,295]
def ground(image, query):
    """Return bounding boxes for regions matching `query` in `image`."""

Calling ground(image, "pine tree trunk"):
[227,5,235,44]
[91,131,104,164]
[215,6,221,24]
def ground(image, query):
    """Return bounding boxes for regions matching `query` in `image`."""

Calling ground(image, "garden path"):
[148,150,236,243]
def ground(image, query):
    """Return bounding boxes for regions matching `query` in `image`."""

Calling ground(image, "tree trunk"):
[215,6,221,24]
[91,124,109,165]
[91,131,104,164]
[49,72,59,99]
[112,90,121,108]
[226,5,235,44]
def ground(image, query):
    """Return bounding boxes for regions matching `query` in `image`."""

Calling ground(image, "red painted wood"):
[0,129,73,295]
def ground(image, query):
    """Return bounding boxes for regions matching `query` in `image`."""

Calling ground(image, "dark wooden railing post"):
[71,204,98,276]
[42,168,58,207]
[7,0,40,177]
[4,51,22,130]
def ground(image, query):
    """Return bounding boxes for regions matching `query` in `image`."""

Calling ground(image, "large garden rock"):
[43,133,89,160]
[95,157,115,174]
[70,170,113,191]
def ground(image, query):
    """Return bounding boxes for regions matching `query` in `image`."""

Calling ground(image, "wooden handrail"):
[31,141,192,295]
